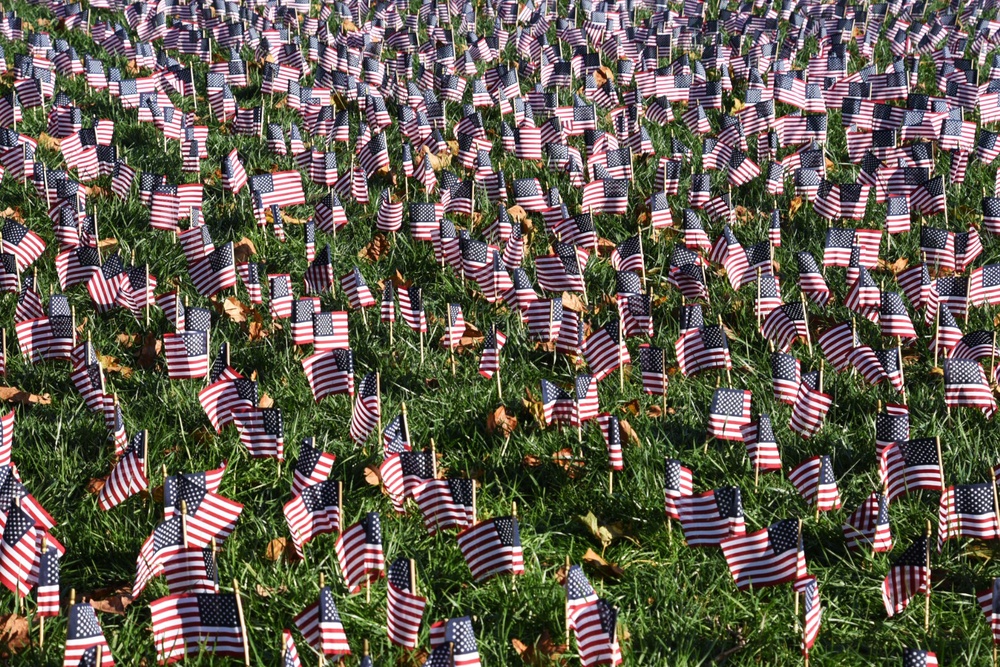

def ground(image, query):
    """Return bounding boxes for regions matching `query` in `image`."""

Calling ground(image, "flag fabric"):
[386,557,427,648]
[428,616,481,667]
[64,602,114,666]
[938,483,1000,547]
[456,517,525,581]
[292,438,335,497]
[721,519,806,590]
[349,373,381,445]
[794,576,822,656]
[231,407,284,460]
[284,479,341,556]
[282,629,302,667]
[944,359,997,418]
[334,512,384,593]
[707,389,752,441]
[844,492,893,552]
[901,648,938,666]
[676,325,732,377]
[977,577,1000,645]
[379,450,435,513]
[788,455,841,511]
[413,477,475,535]
[882,537,930,616]
[741,414,782,473]
[664,458,694,521]
[293,586,351,656]
[149,592,246,664]
[875,404,910,453]
[0,505,37,597]
[880,438,943,503]
[98,431,148,510]
[676,487,745,547]
[789,381,833,439]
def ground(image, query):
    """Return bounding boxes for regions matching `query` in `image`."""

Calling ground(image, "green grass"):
[1,1,1000,665]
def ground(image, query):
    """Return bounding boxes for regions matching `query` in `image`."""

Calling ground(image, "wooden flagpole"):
[924,520,931,633]
[933,302,941,369]
[38,535,46,647]
[233,578,251,666]
[800,292,813,355]
[618,317,625,392]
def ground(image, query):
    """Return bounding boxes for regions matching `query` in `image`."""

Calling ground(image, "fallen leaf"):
[117,333,140,348]
[85,477,106,495]
[877,257,909,275]
[0,208,23,223]
[561,292,586,313]
[37,133,61,151]
[521,454,542,468]
[486,405,518,437]
[264,537,301,563]
[138,332,161,369]
[247,320,269,341]
[84,185,109,197]
[363,466,382,486]
[507,205,528,223]
[929,366,945,377]
[0,386,51,405]
[99,354,133,379]
[522,388,547,426]
[728,98,746,114]
[621,399,640,415]
[593,65,615,87]
[219,296,253,324]
[82,585,134,615]
[579,511,615,550]
[421,146,452,171]
[595,238,616,258]
[553,449,585,478]
[583,547,625,579]
[788,196,804,216]
[254,583,288,598]
[0,615,29,657]
[359,233,391,262]
[619,419,640,445]
[233,237,257,262]
[98,238,118,249]
[424,378,440,389]
[258,393,274,408]
[341,19,357,31]
[150,485,164,503]
[190,426,214,445]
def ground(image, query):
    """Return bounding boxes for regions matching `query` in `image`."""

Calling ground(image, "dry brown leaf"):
[85,477,106,495]
[421,146,452,171]
[83,585,134,615]
[247,320,269,342]
[552,448,584,478]
[258,393,274,408]
[521,454,542,468]
[487,405,518,438]
[507,205,528,223]
[359,233,391,262]
[593,65,615,87]
[561,292,586,313]
[99,354,133,379]
[254,583,288,598]
[621,399,640,415]
[0,615,30,657]
[619,419,640,446]
[218,296,253,324]
[734,206,755,224]
[98,238,118,249]
[264,537,302,563]
[364,466,382,486]
[84,185,109,197]
[233,237,257,263]
[190,425,214,445]
[37,133,61,151]
[0,208,23,223]
[877,257,909,275]
[138,332,161,369]
[596,238,616,258]
[0,386,50,405]
[513,630,569,666]
[522,388,547,426]
[788,197,804,216]
[341,19,357,31]
[583,547,626,579]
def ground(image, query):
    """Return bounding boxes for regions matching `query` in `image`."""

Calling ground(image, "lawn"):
[0,0,998,665]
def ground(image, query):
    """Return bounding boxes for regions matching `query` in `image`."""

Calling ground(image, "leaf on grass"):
[0,387,51,405]
[138,332,161,369]
[521,454,542,468]
[359,233,390,262]
[621,399,640,415]
[560,292,586,313]
[233,237,256,263]
[218,296,253,324]
[84,185,109,197]
[85,477,106,495]
[788,197,804,216]
[98,238,118,249]
[929,366,945,377]
[593,65,614,87]
[522,388,547,427]
[553,449,584,478]
[487,405,518,438]
[258,393,274,408]
[595,238,616,258]
[247,320,269,342]
[0,208,23,223]
[619,419,640,446]
[83,584,134,615]
[37,133,61,151]
[582,547,625,579]
[0,614,29,657]
[734,206,755,224]
[254,583,288,598]
[728,98,745,114]
[264,537,301,563]
[579,511,615,550]
[877,257,909,275]
[363,466,382,486]
[421,146,452,171]
[190,426,214,446]
[99,354,133,379]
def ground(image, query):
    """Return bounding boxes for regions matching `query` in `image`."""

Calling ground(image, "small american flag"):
[198,377,257,432]
[794,576,822,656]
[98,431,147,510]
[977,578,1000,644]
[302,349,355,401]
[944,359,996,417]
[844,492,893,552]
[456,516,525,582]
[428,616,481,667]
[292,437,335,497]
[231,407,284,460]
[880,438,943,502]
[64,602,114,666]
[721,519,806,590]
[788,455,841,511]
[675,325,732,377]
[334,511,384,594]
[282,628,302,667]
[380,450,435,513]
[295,586,351,656]
[740,414,782,473]
[413,478,475,535]
[284,479,342,557]
[35,541,60,616]
[882,537,929,616]
[707,388,752,441]
[150,592,245,664]
[875,404,910,453]
[789,380,833,439]
[938,483,1000,547]
[676,487,745,547]
[902,648,938,666]
[664,458,694,520]
[348,373,380,445]
[478,325,506,380]
[596,413,624,471]
[386,557,427,647]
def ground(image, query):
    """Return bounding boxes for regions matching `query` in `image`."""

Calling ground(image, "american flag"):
[220,148,247,193]
[880,437,943,503]
[977,578,1000,645]
[198,377,257,432]
[349,373,380,445]
[953,330,1000,363]
[35,540,59,617]
[457,516,525,582]
[2,219,46,271]
[340,267,376,310]
[844,492,892,552]
[584,321,629,382]
[596,413,624,471]
[610,235,643,274]
[637,345,668,396]
[740,414,782,473]
[302,349,355,401]
[721,519,806,590]
[282,628,301,667]
[64,602,114,666]
[968,264,1000,307]
[428,616,481,667]
[163,466,242,547]
[334,512,385,593]
[882,536,929,616]
[944,359,996,417]
[569,596,622,667]
[789,380,833,439]
[190,242,237,297]
[164,331,209,380]
[664,458,694,521]
[398,285,427,333]
[771,352,801,404]
[880,291,917,339]
[875,404,910,453]
[249,171,305,209]
[761,302,808,353]
[380,450,435,513]
[292,437,335,497]
[231,407,284,460]
[711,226,751,290]
[788,455,841,511]
[920,226,955,272]
[15,294,74,363]
[902,648,938,666]
[386,557,427,648]
[0,503,37,597]
[581,178,629,214]
[413,478,475,535]
[536,242,587,293]
[150,592,245,664]
[938,483,1000,547]
[98,430,147,510]
[817,321,858,372]
[293,586,351,656]
[676,487,746,547]
[478,324,506,381]
[284,479,341,556]
[382,414,411,457]
[707,389,752,442]
[304,244,333,295]
[676,325,732,377]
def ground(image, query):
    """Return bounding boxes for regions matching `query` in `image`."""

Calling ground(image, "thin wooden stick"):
[933,302,941,369]
[233,579,251,666]
[936,436,945,492]
[618,317,625,392]
[924,520,931,633]
[409,558,418,596]
[800,292,813,354]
